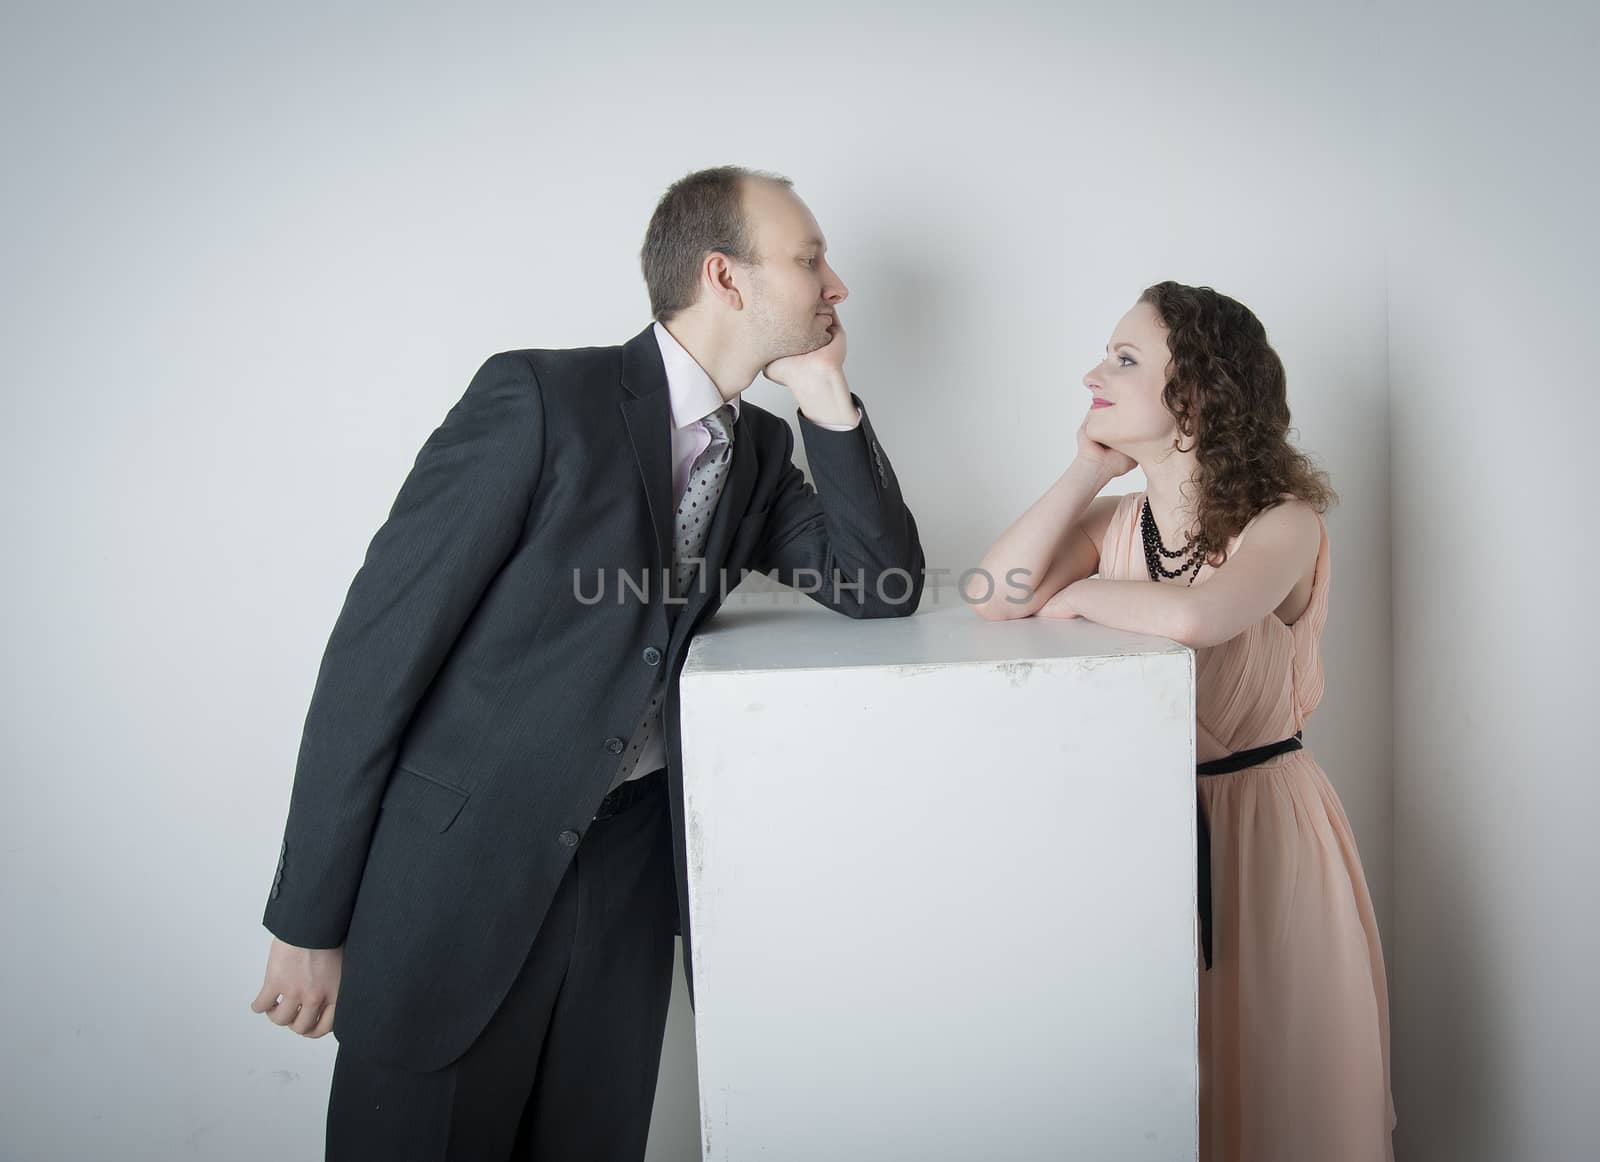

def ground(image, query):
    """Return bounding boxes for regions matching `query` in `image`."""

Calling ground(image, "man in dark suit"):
[249,165,925,1160]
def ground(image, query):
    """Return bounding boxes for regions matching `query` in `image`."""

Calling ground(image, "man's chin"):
[798,327,836,355]
[767,331,832,365]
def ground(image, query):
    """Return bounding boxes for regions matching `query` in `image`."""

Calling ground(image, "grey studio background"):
[2,1,1594,1160]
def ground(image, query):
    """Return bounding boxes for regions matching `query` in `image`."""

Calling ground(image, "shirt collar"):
[652,321,742,430]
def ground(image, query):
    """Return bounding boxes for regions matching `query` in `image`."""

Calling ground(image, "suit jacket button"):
[642,646,662,666]
[558,830,580,847]
[604,736,625,754]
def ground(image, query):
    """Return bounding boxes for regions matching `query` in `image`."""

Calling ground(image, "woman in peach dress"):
[974,282,1395,1161]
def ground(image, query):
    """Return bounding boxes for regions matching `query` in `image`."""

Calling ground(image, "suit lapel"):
[620,326,673,585]
[620,323,757,624]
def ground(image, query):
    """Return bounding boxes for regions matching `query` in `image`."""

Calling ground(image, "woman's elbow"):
[971,598,1016,622]
[967,563,1036,621]
[1170,608,1225,649]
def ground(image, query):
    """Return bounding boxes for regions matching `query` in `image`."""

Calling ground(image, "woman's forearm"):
[972,459,1109,617]
[1039,578,1198,645]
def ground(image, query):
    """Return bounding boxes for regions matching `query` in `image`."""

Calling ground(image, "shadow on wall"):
[645,940,702,1162]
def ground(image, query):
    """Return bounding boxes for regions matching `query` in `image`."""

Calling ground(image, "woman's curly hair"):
[1139,281,1337,564]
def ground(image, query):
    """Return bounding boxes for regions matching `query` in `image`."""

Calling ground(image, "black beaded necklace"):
[1141,498,1207,586]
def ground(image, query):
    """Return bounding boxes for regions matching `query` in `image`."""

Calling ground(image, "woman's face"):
[1082,300,1180,454]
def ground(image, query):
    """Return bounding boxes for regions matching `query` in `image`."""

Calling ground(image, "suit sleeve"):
[263,352,546,949]
[748,393,925,618]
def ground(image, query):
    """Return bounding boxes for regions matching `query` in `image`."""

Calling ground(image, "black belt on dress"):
[1195,732,1303,970]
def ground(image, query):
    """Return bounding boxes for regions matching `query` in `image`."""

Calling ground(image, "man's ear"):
[703,252,744,312]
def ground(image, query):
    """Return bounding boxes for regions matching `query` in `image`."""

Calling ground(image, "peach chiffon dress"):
[1099,492,1396,1162]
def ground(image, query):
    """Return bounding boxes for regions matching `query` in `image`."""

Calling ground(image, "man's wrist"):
[791,371,857,427]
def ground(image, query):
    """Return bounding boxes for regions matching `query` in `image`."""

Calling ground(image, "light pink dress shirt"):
[622,323,860,782]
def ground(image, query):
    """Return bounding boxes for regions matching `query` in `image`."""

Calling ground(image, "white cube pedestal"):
[679,589,1199,1162]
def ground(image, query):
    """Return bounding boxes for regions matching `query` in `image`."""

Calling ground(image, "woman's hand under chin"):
[1074,411,1138,482]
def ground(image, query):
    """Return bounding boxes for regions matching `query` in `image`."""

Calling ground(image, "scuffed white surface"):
[682,595,1198,1161]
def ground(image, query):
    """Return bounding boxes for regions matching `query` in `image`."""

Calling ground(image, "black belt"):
[593,767,665,821]
[1195,732,1303,970]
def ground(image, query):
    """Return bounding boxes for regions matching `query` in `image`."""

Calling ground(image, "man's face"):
[736,180,849,363]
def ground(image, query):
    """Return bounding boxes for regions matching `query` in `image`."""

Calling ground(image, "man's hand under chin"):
[762,314,860,429]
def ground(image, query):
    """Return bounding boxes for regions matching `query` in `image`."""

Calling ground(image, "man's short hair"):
[640,166,793,321]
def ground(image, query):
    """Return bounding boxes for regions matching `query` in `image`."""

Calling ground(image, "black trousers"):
[325,775,678,1161]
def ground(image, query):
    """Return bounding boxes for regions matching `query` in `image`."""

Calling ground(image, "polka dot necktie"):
[607,404,737,790]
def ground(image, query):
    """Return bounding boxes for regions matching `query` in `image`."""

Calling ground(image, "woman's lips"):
[1090,399,1114,409]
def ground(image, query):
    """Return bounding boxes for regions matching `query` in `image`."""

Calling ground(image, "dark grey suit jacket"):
[263,324,925,1070]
